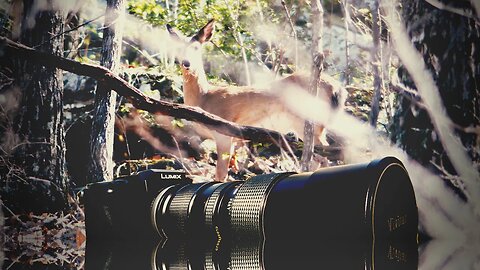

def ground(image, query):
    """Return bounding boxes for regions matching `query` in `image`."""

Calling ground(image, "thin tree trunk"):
[281,0,298,69]
[88,0,125,183]
[9,0,68,213]
[301,0,324,172]
[369,0,382,127]
[343,0,350,85]
[173,0,179,22]
[0,197,3,269]
[224,0,251,85]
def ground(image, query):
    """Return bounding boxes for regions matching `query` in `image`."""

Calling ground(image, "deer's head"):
[166,19,215,79]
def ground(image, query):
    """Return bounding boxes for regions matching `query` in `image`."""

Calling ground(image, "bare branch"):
[424,0,480,24]
[33,14,105,49]
[389,82,427,109]
[281,0,298,69]
[0,36,287,145]
[471,0,480,22]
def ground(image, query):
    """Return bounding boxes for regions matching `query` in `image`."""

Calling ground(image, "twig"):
[389,82,426,109]
[33,14,105,49]
[10,141,51,152]
[0,200,25,226]
[471,0,480,23]
[171,136,193,175]
[424,0,480,24]
[281,0,298,69]
[122,39,159,65]
[28,176,63,192]
[430,160,465,192]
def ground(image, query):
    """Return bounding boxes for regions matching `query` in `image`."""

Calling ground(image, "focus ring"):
[229,173,291,238]
[204,182,239,228]
[204,184,227,227]
[169,183,206,235]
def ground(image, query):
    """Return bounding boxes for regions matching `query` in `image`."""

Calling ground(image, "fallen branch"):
[0,36,287,145]
[424,0,480,24]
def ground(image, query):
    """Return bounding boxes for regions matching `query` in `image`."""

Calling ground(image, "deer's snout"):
[181,60,191,69]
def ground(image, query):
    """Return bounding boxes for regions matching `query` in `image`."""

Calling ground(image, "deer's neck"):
[182,69,210,106]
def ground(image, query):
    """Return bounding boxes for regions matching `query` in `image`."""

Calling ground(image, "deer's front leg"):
[214,134,234,182]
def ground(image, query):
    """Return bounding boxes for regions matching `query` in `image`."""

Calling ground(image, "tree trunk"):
[301,0,325,172]
[88,0,125,183]
[390,0,480,197]
[9,0,68,213]
[369,0,382,127]
[0,197,3,269]
[342,0,350,85]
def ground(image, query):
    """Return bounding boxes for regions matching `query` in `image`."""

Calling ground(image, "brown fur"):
[169,20,342,181]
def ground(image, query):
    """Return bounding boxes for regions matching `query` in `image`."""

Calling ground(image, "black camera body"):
[83,169,190,240]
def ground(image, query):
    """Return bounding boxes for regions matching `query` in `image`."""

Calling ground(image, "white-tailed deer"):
[167,19,344,181]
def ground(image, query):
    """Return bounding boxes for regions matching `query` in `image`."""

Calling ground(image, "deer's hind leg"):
[313,125,328,146]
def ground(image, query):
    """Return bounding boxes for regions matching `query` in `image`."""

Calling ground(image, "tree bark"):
[342,0,351,85]
[390,0,480,197]
[0,197,3,269]
[10,0,68,212]
[369,0,383,127]
[301,0,325,172]
[88,0,125,183]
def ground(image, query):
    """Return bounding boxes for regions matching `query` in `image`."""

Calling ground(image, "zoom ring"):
[229,173,290,238]
[169,183,206,235]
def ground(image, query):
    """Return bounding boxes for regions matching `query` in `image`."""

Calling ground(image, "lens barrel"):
[151,156,418,246]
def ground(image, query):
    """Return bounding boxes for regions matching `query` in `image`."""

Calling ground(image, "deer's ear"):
[166,24,181,40]
[193,19,215,44]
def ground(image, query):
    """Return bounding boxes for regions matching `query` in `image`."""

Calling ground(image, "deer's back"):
[197,72,342,138]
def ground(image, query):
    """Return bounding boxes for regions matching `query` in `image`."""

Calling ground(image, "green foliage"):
[127,0,167,24]
[0,7,12,37]
[125,0,290,77]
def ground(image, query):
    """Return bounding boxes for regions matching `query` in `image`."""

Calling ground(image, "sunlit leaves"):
[127,0,167,24]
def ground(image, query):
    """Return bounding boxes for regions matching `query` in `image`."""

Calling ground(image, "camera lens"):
[151,157,418,245]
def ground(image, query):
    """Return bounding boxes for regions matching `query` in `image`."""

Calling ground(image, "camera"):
[83,156,418,246]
